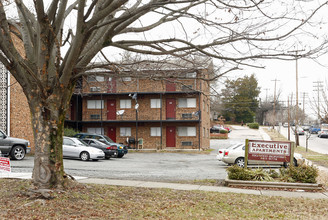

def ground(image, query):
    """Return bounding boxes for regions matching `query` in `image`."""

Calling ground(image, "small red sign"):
[248,140,291,163]
[0,157,11,172]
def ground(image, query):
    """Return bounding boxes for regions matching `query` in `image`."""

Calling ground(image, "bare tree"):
[0,1,327,190]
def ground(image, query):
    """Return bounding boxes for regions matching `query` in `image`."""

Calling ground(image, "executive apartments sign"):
[245,140,294,167]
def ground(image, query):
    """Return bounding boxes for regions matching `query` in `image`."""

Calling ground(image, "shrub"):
[219,129,228,134]
[226,165,253,180]
[251,168,273,181]
[268,169,279,179]
[284,164,319,183]
[64,127,80,137]
[247,123,259,129]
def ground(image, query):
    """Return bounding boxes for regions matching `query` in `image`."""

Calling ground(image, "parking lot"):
[10,126,267,182]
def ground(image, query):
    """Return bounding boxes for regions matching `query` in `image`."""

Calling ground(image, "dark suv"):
[74,133,128,158]
[0,130,31,160]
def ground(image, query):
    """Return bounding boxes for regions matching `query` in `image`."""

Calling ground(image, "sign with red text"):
[0,157,11,172]
[247,140,291,163]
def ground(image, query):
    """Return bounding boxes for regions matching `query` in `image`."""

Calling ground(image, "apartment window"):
[186,72,197,78]
[178,98,196,108]
[150,99,161,108]
[120,127,131,136]
[178,127,196,136]
[88,75,104,82]
[87,127,104,134]
[87,100,104,109]
[150,127,161,136]
[122,77,131,81]
[120,99,131,108]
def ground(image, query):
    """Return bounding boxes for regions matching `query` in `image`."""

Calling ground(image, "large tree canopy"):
[0,0,327,189]
[221,74,260,123]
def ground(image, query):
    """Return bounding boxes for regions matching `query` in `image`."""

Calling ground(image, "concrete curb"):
[225,179,323,190]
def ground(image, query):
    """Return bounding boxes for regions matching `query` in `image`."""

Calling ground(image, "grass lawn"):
[1,179,328,219]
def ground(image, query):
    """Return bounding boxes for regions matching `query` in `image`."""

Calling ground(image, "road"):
[276,126,328,155]
[10,125,266,182]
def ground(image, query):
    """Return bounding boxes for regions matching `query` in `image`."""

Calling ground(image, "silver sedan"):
[63,137,105,161]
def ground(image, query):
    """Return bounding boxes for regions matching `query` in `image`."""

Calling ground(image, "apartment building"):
[66,62,212,150]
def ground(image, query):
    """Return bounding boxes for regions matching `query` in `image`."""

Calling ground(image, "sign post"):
[244,139,249,168]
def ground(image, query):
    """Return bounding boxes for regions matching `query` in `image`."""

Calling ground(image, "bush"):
[64,127,80,137]
[281,164,319,183]
[248,123,259,129]
[219,129,228,134]
[226,165,253,180]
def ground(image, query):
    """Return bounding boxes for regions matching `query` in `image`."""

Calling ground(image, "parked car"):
[74,133,128,158]
[63,137,105,161]
[83,138,118,159]
[318,129,328,138]
[210,125,228,133]
[301,125,311,131]
[0,129,31,160]
[216,143,243,161]
[221,144,302,167]
[293,127,305,135]
[309,125,321,134]
[283,122,288,127]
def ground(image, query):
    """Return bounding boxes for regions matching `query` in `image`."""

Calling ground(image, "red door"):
[166,126,176,147]
[107,127,116,142]
[107,100,116,120]
[166,81,176,91]
[166,98,176,119]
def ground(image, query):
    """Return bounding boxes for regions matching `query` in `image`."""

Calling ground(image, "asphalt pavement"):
[1,126,327,200]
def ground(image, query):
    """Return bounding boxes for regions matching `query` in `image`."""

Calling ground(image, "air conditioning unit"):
[90,87,100,92]
[182,113,192,119]
[90,114,100,120]
[181,141,192,146]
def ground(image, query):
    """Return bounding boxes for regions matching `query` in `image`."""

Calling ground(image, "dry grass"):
[1,178,328,219]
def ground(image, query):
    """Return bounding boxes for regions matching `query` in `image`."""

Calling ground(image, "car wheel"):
[117,153,124,158]
[10,145,25,160]
[80,151,90,161]
[235,157,245,167]
[293,158,298,167]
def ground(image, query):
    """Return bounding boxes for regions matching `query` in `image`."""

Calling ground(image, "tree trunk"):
[29,90,71,189]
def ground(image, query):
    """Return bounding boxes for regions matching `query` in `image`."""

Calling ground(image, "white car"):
[221,144,303,167]
[318,129,328,138]
[216,143,243,161]
[63,137,105,161]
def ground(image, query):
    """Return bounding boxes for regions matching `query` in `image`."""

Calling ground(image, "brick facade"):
[66,66,212,150]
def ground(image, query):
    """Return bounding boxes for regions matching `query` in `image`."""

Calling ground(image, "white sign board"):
[0,157,11,172]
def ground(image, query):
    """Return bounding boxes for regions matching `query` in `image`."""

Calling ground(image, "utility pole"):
[264,88,270,102]
[288,96,290,141]
[313,81,323,124]
[271,79,280,129]
[301,92,308,125]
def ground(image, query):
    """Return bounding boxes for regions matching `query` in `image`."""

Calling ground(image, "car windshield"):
[93,140,107,146]
[103,135,114,143]
[76,139,88,146]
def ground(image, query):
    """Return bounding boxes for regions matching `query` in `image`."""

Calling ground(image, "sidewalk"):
[1,172,328,200]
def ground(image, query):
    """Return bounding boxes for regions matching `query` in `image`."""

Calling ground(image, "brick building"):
[66,62,212,150]
[0,63,34,150]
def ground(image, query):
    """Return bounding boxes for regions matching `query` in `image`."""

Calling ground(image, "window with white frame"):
[87,127,104,134]
[120,99,131,108]
[178,98,196,108]
[150,99,161,108]
[88,75,104,82]
[87,100,104,109]
[150,127,161,136]
[186,72,197,78]
[122,77,131,81]
[178,127,196,136]
[120,127,131,136]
